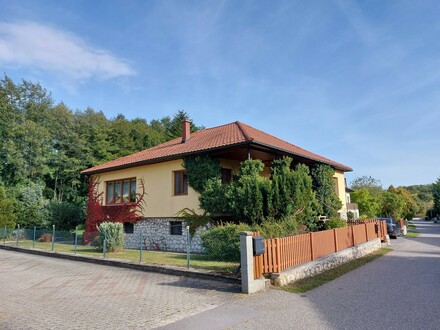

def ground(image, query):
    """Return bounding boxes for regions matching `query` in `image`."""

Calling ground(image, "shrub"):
[324,217,347,229]
[311,165,342,218]
[48,201,84,230]
[254,217,299,238]
[201,218,301,261]
[201,223,251,262]
[96,222,125,252]
[176,208,210,238]
[37,233,52,242]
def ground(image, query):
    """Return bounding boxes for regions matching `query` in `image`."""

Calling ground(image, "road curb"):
[0,245,240,285]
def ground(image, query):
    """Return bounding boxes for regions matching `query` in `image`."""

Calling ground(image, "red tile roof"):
[82,121,352,174]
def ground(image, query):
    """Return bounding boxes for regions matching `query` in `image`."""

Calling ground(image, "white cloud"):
[0,21,135,80]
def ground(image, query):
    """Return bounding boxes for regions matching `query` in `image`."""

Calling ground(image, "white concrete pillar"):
[240,231,266,294]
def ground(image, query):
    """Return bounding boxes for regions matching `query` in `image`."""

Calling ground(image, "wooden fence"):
[253,220,387,279]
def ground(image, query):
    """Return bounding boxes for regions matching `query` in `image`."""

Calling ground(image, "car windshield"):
[376,218,393,224]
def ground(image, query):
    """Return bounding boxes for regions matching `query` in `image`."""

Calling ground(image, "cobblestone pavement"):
[0,249,241,329]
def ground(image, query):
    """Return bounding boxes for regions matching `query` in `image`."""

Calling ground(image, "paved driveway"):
[0,250,240,329]
[162,219,440,329]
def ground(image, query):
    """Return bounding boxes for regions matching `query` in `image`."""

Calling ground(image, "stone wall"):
[124,218,207,254]
[271,238,383,286]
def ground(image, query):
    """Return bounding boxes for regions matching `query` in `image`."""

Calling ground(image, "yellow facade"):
[95,159,201,218]
[94,158,348,218]
[333,170,348,217]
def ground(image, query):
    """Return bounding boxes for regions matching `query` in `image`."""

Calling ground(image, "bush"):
[201,223,251,262]
[324,217,347,229]
[254,217,299,238]
[37,233,52,242]
[48,201,84,230]
[96,222,125,252]
[201,218,301,261]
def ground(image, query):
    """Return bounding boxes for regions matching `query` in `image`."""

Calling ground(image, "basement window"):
[124,222,134,234]
[170,221,183,235]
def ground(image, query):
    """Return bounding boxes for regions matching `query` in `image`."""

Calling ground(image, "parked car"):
[375,218,401,239]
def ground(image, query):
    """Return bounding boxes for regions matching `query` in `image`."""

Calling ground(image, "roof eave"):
[81,139,352,175]
[248,141,353,172]
[80,141,252,175]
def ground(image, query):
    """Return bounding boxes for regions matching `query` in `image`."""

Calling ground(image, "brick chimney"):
[182,119,190,143]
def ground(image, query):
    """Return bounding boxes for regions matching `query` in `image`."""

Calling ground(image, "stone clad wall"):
[124,218,207,254]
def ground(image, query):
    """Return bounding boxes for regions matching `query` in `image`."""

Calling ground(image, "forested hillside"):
[0,75,202,229]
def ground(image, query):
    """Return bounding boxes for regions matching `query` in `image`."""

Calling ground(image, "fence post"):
[51,225,55,252]
[74,226,78,255]
[351,225,355,246]
[139,231,143,263]
[240,232,265,294]
[334,229,338,252]
[186,226,190,270]
[103,231,107,258]
[4,225,6,244]
[310,232,315,260]
[16,224,20,247]
[365,223,369,241]
[33,226,36,249]
[275,238,281,273]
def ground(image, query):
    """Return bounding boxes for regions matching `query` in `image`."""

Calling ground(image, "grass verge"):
[406,231,419,237]
[281,247,392,293]
[1,240,239,274]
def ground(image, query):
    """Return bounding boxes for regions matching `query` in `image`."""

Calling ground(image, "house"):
[81,120,352,252]
[345,184,360,220]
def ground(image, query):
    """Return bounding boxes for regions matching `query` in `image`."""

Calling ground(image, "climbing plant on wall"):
[84,176,147,243]
[183,155,221,193]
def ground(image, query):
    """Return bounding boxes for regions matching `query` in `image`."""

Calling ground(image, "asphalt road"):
[160,219,440,329]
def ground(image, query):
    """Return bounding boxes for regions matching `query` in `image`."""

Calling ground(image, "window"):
[221,168,232,184]
[170,221,182,235]
[123,222,134,234]
[106,178,137,204]
[174,171,188,195]
[333,177,339,196]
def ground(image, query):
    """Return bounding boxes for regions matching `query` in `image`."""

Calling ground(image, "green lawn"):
[406,221,419,237]
[2,240,239,274]
[280,247,392,293]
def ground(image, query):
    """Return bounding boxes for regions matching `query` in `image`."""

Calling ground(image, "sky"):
[1,0,439,188]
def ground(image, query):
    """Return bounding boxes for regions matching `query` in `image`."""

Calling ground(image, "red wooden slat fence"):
[256,220,386,277]
[397,219,405,229]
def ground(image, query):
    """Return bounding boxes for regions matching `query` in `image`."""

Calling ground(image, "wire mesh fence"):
[1,225,84,253]
[0,225,239,275]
